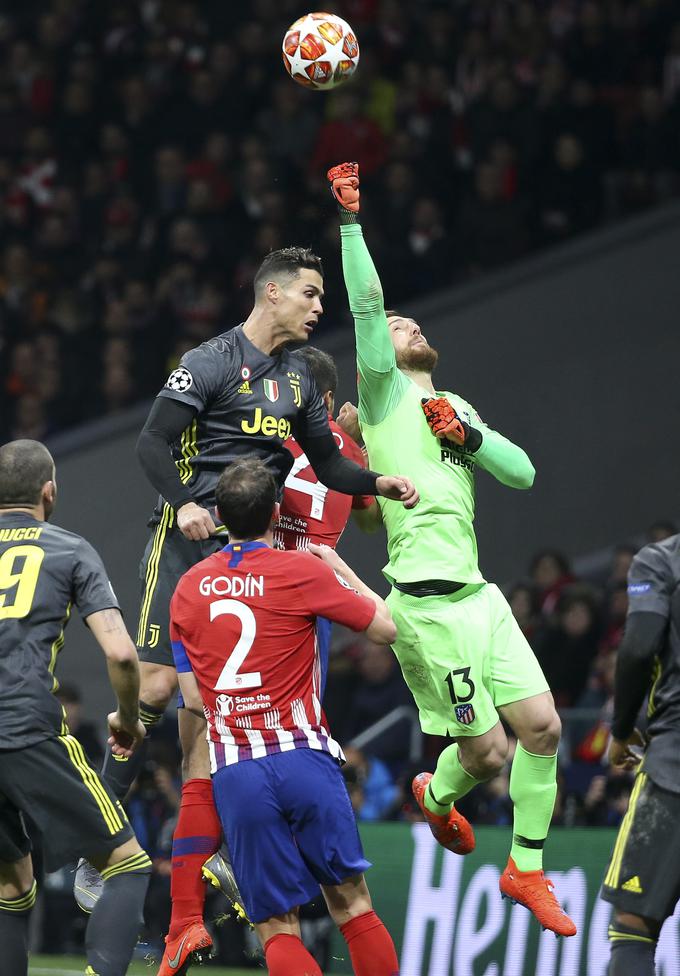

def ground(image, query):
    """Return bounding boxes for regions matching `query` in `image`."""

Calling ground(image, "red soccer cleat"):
[500,856,577,937]
[411,772,475,855]
[327,161,360,212]
[157,920,213,975]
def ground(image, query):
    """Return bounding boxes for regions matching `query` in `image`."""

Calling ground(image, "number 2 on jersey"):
[0,545,44,620]
[211,598,262,691]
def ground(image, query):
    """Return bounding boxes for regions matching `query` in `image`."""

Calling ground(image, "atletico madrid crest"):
[455,703,475,725]
[263,379,279,402]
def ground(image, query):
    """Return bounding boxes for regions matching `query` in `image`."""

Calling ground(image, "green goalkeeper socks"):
[425,743,480,816]
[509,743,558,871]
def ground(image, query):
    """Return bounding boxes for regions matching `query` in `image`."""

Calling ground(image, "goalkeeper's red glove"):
[421,397,482,451]
[327,162,360,213]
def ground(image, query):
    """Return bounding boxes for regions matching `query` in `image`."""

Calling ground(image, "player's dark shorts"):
[136,503,225,666]
[212,749,371,923]
[601,770,680,923]
[0,735,133,871]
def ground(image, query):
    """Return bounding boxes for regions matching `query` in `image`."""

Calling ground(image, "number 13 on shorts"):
[445,667,476,725]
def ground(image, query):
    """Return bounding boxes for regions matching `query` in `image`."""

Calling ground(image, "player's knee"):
[139,662,176,711]
[461,740,507,779]
[0,856,34,900]
[523,710,561,755]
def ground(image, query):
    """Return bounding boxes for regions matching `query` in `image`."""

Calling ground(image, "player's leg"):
[322,875,399,976]
[0,813,37,976]
[158,707,221,974]
[101,507,181,801]
[387,586,499,850]
[607,911,658,975]
[481,583,574,935]
[256,909,322,976]
[276,749,398,976]
[2,736,151,976]
[212,753,324,976]
[601,773,680,974]
[498,691,561,870]
[85,836,152,976]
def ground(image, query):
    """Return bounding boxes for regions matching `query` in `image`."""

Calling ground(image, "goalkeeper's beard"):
[397,343,439,374]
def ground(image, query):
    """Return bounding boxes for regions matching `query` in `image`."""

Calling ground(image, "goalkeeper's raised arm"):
[327,162,406,427]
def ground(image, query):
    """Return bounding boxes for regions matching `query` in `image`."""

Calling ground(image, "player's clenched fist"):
[376,475,419,509]
[421,396,466,444]
[177,501,218,540]
[337,401,362,444]
[421,397,483,452]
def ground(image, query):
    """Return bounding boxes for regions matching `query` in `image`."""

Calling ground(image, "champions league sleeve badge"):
[165,366,193,392]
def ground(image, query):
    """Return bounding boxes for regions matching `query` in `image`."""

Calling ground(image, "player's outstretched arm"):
[300,428,418,508]
[327,163,405,426]
[309,543,396,645]
[86,608,146,757]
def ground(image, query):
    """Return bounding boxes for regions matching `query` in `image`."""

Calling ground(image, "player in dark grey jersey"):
[0,439,151,976]
[601,533,680,975]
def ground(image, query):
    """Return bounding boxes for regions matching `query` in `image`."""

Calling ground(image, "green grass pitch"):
[29,957,258,976]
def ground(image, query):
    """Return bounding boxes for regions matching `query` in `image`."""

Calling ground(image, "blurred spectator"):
[529,548,575,617]
[534,584,601,707]
[507,581,542,641]
[342,745,399,821]
[344,639,414,764]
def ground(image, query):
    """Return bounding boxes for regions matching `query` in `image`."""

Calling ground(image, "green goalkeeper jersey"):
[340,223,535,585]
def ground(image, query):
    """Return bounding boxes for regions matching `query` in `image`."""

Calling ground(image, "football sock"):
[340,910,399,976]
[167,778,222,941]
[608,923,656,975]
[86,855,151,976]
[100,699,164,800]
[509,743,557,871]
[426,743,479,815]
[263,933,322,976]
[0,880,37,976]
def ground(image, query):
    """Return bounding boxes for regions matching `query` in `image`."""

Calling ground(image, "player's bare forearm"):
[308,544,395,644]
[178,671,205,718]
[87,608,141,722]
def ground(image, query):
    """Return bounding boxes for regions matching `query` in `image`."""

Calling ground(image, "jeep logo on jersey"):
[165,366,193,392]
[263,379,279,402]
[241,408,291,440]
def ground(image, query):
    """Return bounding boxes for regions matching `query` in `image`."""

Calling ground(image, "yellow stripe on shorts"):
[136,502,173,646]
[604,771,646,889]
[60,735,124,835]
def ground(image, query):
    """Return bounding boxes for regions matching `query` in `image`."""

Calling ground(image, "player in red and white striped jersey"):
[171,458,400,976]
[276,347,380,551]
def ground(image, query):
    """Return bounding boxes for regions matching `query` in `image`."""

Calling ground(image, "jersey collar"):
[221,541,269,553]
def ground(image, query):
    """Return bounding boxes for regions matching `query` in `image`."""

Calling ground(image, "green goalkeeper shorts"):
[386,582,549,737]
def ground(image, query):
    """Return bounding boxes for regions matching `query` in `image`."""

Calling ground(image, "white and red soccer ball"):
[282,12,360,91]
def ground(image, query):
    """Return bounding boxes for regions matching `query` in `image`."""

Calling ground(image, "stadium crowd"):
[2,0,680,442]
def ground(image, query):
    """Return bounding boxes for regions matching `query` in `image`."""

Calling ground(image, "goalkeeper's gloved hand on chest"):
[421,397,482,452]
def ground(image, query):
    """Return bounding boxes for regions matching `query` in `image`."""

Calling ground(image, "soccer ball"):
[282,12,359,91]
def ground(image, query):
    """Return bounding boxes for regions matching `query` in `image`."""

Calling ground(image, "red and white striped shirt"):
[170,541,375,772]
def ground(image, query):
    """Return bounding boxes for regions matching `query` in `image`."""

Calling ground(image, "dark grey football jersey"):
[0,514,119,749]
[626,534,680,793]
[155,325,329,514]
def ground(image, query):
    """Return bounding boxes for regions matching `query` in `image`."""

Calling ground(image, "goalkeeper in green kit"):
[327,162,576,938]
